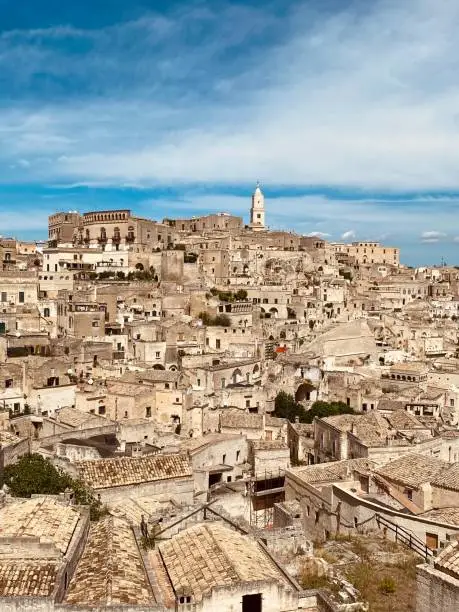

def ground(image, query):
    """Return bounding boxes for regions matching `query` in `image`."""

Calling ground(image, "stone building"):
[75,452,194,504]
[416,539,459,612]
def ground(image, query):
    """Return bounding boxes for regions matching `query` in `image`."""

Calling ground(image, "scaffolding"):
[247,468,285,529]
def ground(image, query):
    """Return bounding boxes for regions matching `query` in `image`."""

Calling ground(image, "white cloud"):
[305,231,331,238]
[420,230,447,243]
[2,0,459,190]
[341,230,356,241]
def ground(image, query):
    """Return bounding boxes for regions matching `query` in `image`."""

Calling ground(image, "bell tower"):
[249,181,266,231]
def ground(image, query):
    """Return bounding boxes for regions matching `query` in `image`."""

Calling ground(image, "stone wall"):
[416,564,459,612]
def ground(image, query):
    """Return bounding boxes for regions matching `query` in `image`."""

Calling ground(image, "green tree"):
[197,312,231,327]
[273,393,354,424]
[213,314,231,327]
[274,391,307,422]
[305,400,354,422]
[1,454,106,520]
[235,289,248,301]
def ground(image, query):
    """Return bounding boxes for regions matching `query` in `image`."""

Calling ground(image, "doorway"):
[242,593,262,612]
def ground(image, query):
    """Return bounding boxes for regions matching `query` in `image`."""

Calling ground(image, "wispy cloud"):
[420,230,447,243]
[1,0,459,267]
[1,0,459,191]
[341,230,356,241]
[305,231,331,238]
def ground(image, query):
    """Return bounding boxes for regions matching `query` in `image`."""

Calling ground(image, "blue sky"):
[1,0,459,266]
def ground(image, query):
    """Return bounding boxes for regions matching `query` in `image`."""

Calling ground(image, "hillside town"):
[1,184,459,611]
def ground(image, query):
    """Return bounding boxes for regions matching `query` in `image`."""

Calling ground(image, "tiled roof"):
[158,522,286,602]
[0,497,80,555]
[56,406,110,428]
[290,423,314,436]
[384,409,425,430]
[65,516,153,606]
[377,399,406,411]
[0,560,58,598]
[250,440,288,451]
[76,453,192,489]
[434,539,459,579]
[321,414,360,431]
[430,464,459,491]
[376,454,448,489]
[289,458,375,485]
[220,410,285,430]
[179,433,242,454]
[419,507,459,525]
[0,431,24,447]
[137,369,180,383]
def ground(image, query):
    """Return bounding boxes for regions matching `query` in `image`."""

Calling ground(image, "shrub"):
[198,312,231,327]
[378,577,396,594]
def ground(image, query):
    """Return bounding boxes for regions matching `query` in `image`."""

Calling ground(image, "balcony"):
[97,236,108,244]
[112,234,121,244]
[125,234,135,243]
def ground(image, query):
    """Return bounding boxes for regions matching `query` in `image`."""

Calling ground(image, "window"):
[222,454,226,464]
[5,378,13,388]
[145,406,152,418]
[44,307,50,318]
[18,291,24,303]
[404,488,413,501]
[124,410,128,418]
[216,339,221,349]
[236,450,240,462]
[92,320,100,327]
[98,405,106,415]
[1,292,6,302]
[155,351,160,358]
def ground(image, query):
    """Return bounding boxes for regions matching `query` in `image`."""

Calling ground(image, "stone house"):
[248,439,291,477]
[75,452,194,504]
[0,496,89,610]
[180,433,248,491]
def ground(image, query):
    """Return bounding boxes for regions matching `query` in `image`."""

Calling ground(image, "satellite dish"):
[67,368,74,375]
[15,331,21,338]
[87,379,94,385]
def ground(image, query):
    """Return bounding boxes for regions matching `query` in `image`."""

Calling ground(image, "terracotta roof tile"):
[376,453,448,489]
[0,497,80,555]
[0,561,58,598]
[76,453,192,489]
[158,522,286,602]
[65,516,153,606]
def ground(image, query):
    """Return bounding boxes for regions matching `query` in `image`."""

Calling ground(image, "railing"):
[376,514,433,562]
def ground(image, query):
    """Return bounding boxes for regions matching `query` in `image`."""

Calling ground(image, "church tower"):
[249,181,266,231]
